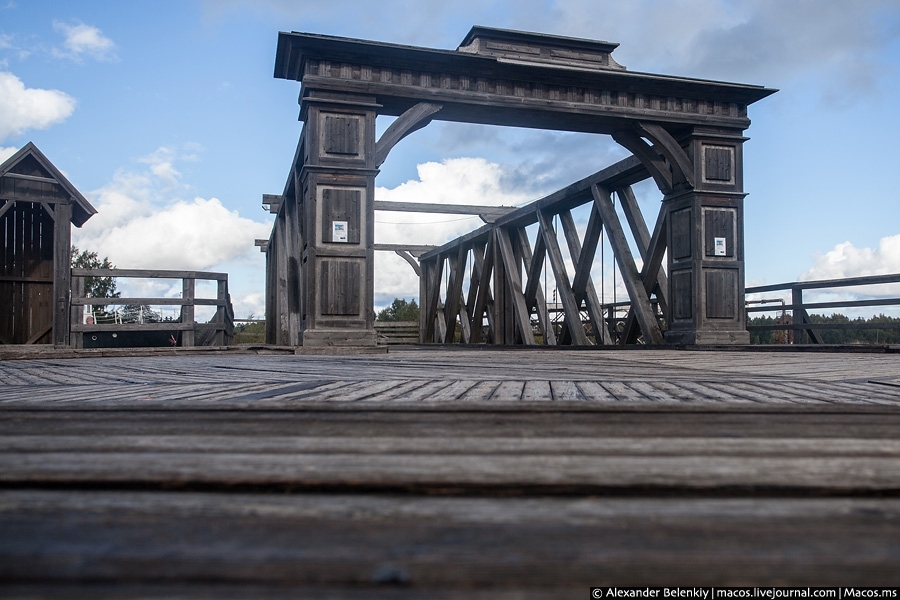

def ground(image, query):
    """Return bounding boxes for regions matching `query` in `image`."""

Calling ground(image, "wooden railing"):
[417,155,665,346]
[746,274,900,344]
[374,321,419,345]
[70,269,234,348]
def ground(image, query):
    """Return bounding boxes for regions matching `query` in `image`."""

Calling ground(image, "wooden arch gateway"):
[266,26,775,346]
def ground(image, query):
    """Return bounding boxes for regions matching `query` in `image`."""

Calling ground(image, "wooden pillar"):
[182,277,195,347]
[264,236,276,345]
[70,273,84,349]
[52,201,71,347]
[274,214,290,345]
[297,91,379,346]
[663,128,750,345]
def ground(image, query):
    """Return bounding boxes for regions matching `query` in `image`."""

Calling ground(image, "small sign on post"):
[332,220,348,243]
[714,237,727,256]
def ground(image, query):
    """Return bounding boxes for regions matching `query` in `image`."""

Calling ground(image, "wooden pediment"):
[0,142,97,227]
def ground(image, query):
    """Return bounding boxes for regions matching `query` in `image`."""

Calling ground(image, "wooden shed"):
[0,142,96,346]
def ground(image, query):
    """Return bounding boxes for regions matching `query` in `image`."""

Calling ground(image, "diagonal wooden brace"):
[537,211,590,345]
[591,185,665,345]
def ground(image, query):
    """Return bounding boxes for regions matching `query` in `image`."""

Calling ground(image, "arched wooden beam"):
[394,250,421,277]
[611,130,673,195]
[635,123,695,189]
[375,103,443,167]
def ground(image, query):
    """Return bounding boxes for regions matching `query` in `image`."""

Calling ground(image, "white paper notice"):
[714,237,727,256]
[332,221,348,243]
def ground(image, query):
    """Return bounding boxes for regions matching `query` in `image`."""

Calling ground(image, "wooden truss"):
[420,155,670,345]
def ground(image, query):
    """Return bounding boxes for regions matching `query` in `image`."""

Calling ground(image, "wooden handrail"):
[746,273,900,344]
[69,269,234,349]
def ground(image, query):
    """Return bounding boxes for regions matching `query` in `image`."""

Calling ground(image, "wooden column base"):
[665,329,750,345]
[300,329,378,347]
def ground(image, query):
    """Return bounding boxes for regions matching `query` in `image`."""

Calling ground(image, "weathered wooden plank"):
[7,435,900,457]
[2,491,897,587]
[4,452,900,490]
[7,407,900,439]
[490,380,525,401]
[521,380,552,401]
[550,380,586,402]
[71,268,228,280]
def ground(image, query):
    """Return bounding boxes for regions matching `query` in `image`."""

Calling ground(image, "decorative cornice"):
[278,29,777,132]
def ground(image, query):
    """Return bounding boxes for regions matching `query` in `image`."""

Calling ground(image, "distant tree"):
[71,247,119,301]
[234,312,266,344]
[376,298,419,322]
[749,312,900,345]
[119,304,163,324]
[71,247,120,322]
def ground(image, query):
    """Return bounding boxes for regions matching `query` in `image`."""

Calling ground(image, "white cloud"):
[67,145,272,321]
[374,157,537,298]
[139,147,182,185]
[803,235,900,281]
[799,235,900,306]
[0,72,76,141]
[76,196,270,270]
[74,146,272,274]
[0,146,17,163]
[52,20,117,62]
[551,0,899,100]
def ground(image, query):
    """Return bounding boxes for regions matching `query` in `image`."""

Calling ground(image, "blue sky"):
[2,0,899,318]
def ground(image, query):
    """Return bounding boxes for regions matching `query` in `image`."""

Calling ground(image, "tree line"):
[748,313,900,344]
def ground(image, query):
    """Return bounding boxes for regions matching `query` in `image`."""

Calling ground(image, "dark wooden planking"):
[6,409,900,438]
[9,435,900,456]
[2,491,897,589]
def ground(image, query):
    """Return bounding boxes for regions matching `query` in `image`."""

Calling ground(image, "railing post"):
[70,273,84,349]
[182,277,195,347]
[215,278,227,346]
[792,286,804,344]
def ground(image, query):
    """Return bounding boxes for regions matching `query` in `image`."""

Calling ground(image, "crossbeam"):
[374,201,515,223]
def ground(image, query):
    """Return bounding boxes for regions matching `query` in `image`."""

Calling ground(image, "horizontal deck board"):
[2,491,899,588]
[2,347,899,592]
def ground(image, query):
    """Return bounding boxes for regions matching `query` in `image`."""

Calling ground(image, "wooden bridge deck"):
[1,346,899,596]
